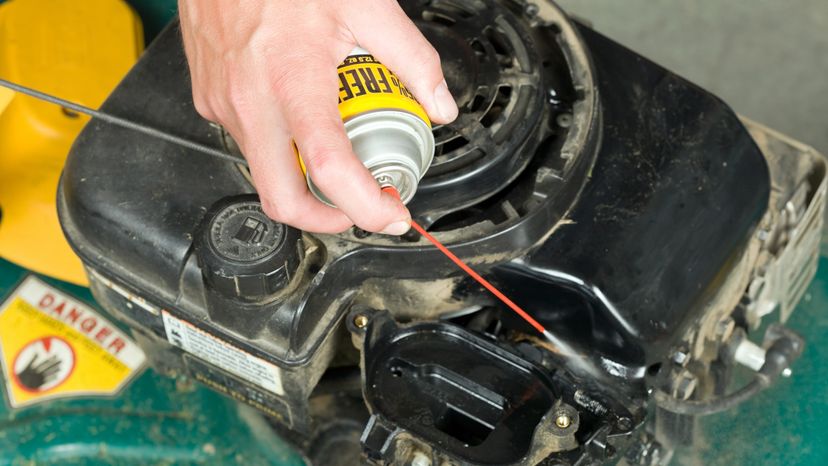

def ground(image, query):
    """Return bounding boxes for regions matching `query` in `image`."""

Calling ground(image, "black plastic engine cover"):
[57,0,769,430]
[492,25,771,376]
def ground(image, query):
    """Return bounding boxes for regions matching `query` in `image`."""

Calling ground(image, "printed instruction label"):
[161,310,284,395]
[0,276,145,408]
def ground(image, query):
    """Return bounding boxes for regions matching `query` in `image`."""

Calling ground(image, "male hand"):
[179,0,458,234]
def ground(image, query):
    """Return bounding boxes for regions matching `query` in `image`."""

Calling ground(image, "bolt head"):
[672,351,689,366]
[675,371,698,400]
[555,413,571,429]
[616,416,633,432]
[411,452,431,466]
[353,314,369,329]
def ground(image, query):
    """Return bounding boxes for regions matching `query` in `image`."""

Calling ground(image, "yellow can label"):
[297,53,431,178]
[337,54,431,126]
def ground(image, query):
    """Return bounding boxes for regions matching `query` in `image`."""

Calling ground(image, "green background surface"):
[675,258,828,465]
[1,1,827,464]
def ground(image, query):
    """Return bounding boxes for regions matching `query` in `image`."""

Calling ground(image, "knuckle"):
[260,197,299,225]
[302,146,337,179]
[268,52,338,102]
[224,80,252,113]
[271,76,317,114]
[268,68,294,101]
[413,44,441,71]
[259,197,280,220]
[192,93,216,121]
[224,84,243,108]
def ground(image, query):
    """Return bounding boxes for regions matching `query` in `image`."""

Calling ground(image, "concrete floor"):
[557,0,828,155]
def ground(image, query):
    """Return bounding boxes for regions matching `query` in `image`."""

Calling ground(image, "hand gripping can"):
[299,47,435,206]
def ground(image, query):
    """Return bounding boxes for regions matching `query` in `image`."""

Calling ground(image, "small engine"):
[58,1,825,464]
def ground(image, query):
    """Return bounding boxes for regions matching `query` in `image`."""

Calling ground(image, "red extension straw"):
[383,187,552,341]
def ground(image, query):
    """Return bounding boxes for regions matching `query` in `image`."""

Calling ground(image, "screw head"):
[411,452,431,466]
[556,112,573,128]
[353,314,369,329]
[672,351,689,366]
[616,416,633,432]
[555,413,571,429]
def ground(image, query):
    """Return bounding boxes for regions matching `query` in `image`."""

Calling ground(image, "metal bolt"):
[555,413,571,429]
[616,416,633,432]
[353,314,369,329]
[626,437,663,466]
[353,227,372,239]
[672,351,689,366]
[674,370,698,400]
[524,3,539,17]
[782,368,792,378]
[411,452,431,466]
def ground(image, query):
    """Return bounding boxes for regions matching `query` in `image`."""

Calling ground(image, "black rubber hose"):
[654,333,802,416]
[653,375,770,416]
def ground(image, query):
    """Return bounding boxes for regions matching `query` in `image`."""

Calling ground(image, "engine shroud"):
[57,0,774,464]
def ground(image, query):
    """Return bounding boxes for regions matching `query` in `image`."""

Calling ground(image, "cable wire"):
[382,186,554,343]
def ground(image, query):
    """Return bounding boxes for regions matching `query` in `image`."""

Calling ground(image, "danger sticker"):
[0,276,145,408]
[162,310,284,395]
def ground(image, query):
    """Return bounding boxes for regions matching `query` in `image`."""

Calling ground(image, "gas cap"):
[196,196,301,300]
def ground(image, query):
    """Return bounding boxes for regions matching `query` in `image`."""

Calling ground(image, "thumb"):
[343,0,459,124]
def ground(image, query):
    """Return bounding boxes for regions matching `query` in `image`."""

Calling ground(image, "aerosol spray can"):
[298,47,435,206]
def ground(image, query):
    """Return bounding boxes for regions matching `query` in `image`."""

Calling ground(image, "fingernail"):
[433,80,459,122]
[380,220,411,236]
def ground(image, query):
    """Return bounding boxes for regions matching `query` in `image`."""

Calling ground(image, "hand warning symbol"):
[12,336,75,393]
[16,353,63,391]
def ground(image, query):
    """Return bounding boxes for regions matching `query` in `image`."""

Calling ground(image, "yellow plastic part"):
[0,0,143,285]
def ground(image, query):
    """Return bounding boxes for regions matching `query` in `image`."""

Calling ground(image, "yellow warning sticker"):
[0,276,145,408]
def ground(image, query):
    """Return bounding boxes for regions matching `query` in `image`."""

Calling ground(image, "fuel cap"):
[196,196,301,300]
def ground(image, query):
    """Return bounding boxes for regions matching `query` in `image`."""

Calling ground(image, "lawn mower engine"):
[57,1,826,465]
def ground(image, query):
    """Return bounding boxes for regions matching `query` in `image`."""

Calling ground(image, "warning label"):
[161,310,283,395]
[13,336,75,393]
[0,276,145,408]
